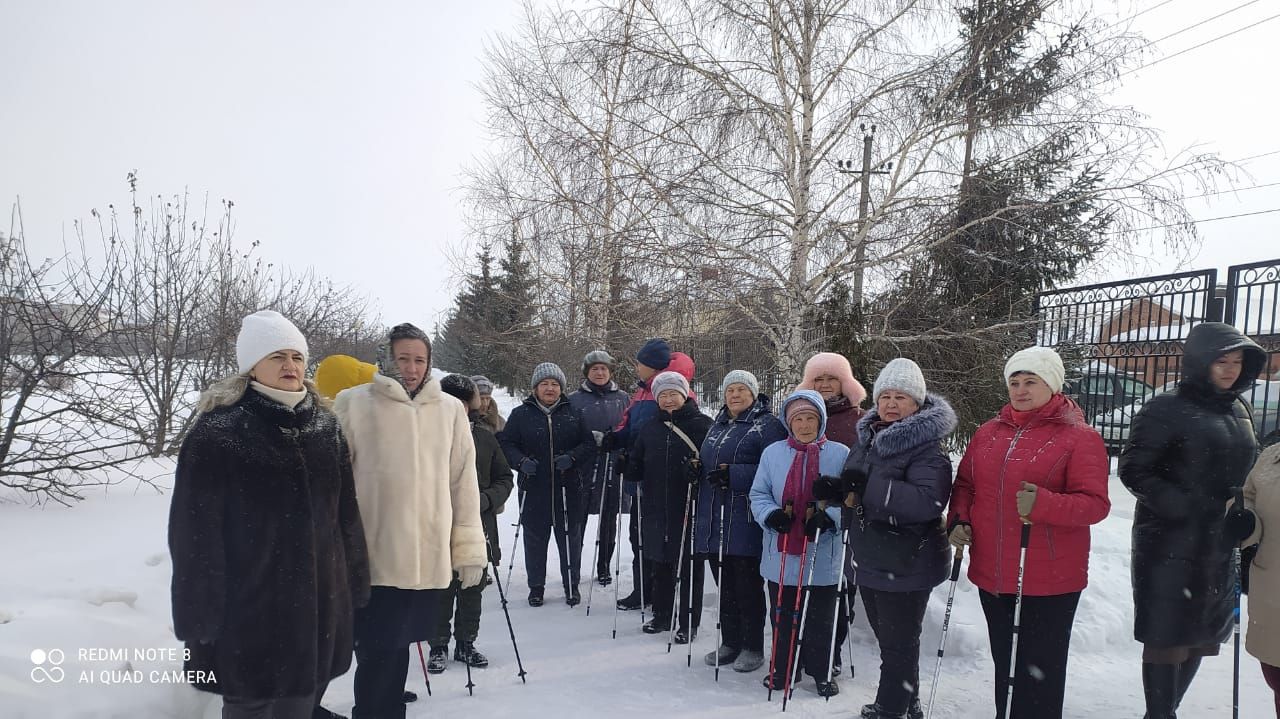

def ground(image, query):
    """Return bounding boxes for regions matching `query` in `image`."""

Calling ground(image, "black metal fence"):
[1035,259,1280,452]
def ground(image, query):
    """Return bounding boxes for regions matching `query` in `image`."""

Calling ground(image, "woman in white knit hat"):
[170,310,370,719]
[946,346,1110,719]
[333,322,488,718]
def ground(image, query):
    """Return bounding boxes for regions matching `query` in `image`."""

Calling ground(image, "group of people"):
[167,310,1280,719]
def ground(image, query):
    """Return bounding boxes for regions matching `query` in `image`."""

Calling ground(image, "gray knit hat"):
[651,371,690,399]
[719,369,760,399]
[470,375,495,395]
[873,358,927,406]
[531,362,567,391]
[582,350,616,377]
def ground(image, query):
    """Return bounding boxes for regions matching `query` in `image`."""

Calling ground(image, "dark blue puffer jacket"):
[844,394,957,592]
[498,395,595,530]
[692,395,788,557]
[568,380,629,513]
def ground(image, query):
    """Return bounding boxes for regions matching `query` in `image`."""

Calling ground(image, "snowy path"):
[0,467,1273,717]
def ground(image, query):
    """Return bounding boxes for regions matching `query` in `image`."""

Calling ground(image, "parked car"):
[1063,362,1153,425]
[1092,379,1280,453]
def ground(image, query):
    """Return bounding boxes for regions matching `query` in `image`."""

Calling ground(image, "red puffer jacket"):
[948,393,1110,596]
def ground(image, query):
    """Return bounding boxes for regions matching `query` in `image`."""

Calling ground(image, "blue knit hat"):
[531,362,567,391]
[636,338,672,371]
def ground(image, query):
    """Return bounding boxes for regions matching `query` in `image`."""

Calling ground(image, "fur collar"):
[856,393,957,458]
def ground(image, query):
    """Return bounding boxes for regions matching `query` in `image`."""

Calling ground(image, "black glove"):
[599,429,617,452]
[841,465,870,498]
[684,458,703,485]
[764,509,793,533]
[518,457,538,476]
[805,508,836,535]
[811,475,844,503]
[554,454,574,471]
[706,465,731,490]
[1224,505,1257,545]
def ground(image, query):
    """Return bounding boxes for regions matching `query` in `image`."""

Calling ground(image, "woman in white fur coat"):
[333,323,487,719]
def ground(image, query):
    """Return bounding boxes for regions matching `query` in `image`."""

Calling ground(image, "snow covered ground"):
[0,385,1272,717]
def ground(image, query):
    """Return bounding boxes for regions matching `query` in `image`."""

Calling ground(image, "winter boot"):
[617,588,642,611]
[704,644,740,666]
[566,584,582,607]
[732,649,765,672]
[860,704,908,719]
[673,626,697,644]
[642,616,671,634]
[453,642,489,668]
[426,646,449,674]
[402,691,417,703]
[312,706,347,719]
[1141,662,1180,719]
[597,567,612,587]
[815,678,840,698]
[760,664,803,691]
[528,587,544,607]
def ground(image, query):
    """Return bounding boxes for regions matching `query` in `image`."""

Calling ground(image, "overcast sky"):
[2,1,1277,334]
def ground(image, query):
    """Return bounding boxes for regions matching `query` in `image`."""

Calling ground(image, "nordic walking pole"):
[784,503,822,711]
[766,500,795,702]
[463,634,475,696]
[611,455,627,639]
[668,479,696,654]
[1232,486,1244,719]
[637,483,648,627]
[714,483,727,682]
[1004,522,1032,719]
[415,642,433,697]
[485,537,528,684]
[824,497,854,700]
[926,546,965,719]
[504,486,526,595]
[685,488,700,668]
[585,456,608,616]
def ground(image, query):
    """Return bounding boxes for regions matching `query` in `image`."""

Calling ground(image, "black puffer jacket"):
[498,395,595,530]
[170,383,370,699]
[630,401,714,564]
[1119,322,1267,647]
[471,411,514,564]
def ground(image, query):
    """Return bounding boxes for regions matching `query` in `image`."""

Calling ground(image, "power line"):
[1234,149,1280,164]
[1185,181,1280,199]
[1120,206,1280,234]
[1118,11,1280,78]
[1149,0,1263,45]
[1108,0,1179,30]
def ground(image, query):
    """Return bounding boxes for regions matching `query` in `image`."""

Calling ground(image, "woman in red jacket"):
[947,346,1110,719]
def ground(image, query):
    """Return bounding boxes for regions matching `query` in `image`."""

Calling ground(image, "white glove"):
[458,565,485,589]
[592,430,604,447]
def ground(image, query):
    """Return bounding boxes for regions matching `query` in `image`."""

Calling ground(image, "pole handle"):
[948,547,964,582]
[1020,521,1032,547]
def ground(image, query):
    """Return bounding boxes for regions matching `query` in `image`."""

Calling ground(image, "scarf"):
[778,435,826,555]
[250,381,307,409]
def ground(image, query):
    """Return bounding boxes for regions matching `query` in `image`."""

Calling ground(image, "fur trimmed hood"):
[855,393,957,458]
[197,374,329,414]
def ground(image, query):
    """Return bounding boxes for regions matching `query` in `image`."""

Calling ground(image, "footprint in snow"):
[145,553,168,567]
[85,589,139,608]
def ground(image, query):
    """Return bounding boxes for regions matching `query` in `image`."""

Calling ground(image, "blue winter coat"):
[568,380,630,514]
[750,391,849,587]
[843,394,957,592]
[498,396,595,530]
[693,395,788,557]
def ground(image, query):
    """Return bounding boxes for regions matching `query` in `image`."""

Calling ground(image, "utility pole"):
[835,123,891,304]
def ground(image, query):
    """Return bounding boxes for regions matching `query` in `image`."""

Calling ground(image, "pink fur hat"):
[797,352,867,405]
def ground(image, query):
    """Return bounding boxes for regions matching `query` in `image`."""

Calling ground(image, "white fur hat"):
[1004,346,1065,394]
[236,310,308,375]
